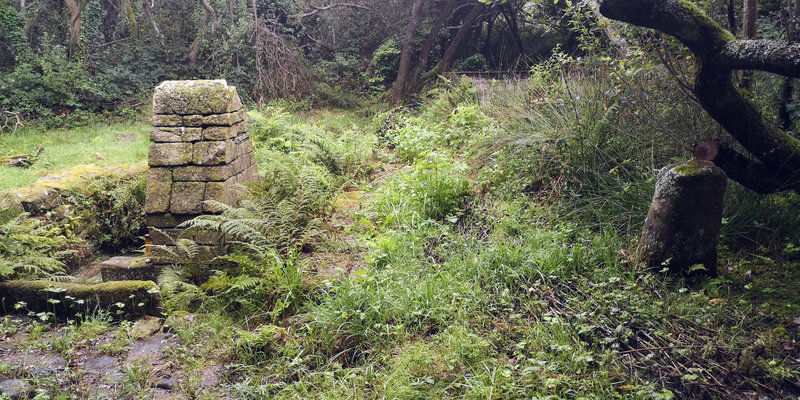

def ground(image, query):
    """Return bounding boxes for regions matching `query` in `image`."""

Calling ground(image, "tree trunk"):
[778,0,799,130]
[200,0,218,36]
[64,0,84,56]
[188,0,218,66]
[419,2,483,86]
[142,0,164,45]
[502,3,524,55]
[407,0,458,96]
[599,0,800,193]
[391,0,425,106]
[188,15,208,66]
[123,0,139,38]
[741,0,758,88]
[727,0,737,34]
[482,13,497,57]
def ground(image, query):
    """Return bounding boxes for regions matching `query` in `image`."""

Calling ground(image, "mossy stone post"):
[640,160,727,275]
[146,80,259,255]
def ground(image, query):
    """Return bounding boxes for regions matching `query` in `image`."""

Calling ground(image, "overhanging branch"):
[715,40,800,77]
[599,0,800,193]
[598,0,733,54]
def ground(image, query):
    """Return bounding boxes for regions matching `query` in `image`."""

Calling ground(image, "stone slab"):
[148,143,193,166]
[173,165,232,182]
[204,179,238,211]
[151,127,202,143]
[149,228,223,245]
[100,257,161,282]
[170,182,205,214]
[152,114,183,127]
[203,125,237,141]
[152,80,243,115]
[145,168,172,213]
[192,141,232,166]
[146,213,196,228]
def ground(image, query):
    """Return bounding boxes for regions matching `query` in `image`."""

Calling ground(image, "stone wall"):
[145,80,258,247]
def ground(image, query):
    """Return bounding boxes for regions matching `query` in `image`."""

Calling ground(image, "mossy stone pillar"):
[640,160,727,275]
[145,80,259,250]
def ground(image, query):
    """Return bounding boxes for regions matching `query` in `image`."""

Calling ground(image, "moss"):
[675,0,734,43]
[153,80,242,115]
[0,163,147,215]
[32,163,147,191]
[673,160,725,177]
[0,280,162,319]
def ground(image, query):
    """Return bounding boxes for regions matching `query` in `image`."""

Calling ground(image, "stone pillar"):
[145,80,259,248]
[640,160,727,275]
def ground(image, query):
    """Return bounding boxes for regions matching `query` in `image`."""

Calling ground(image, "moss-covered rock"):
[0,163,147,215]
[0,280,163,318]
[100,256,162,282]
[640,160,727,275]
[152,80,242,116]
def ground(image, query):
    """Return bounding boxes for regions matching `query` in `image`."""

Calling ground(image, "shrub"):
[370,40,401,90]
[391,117,438,163]
[68,175,147,252]
[455,53,489,72]
[373,153,472,227]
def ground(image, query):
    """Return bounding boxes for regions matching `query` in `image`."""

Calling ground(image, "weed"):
[373,153,472,227]
[119,358,155,399]
[98,320,137,355]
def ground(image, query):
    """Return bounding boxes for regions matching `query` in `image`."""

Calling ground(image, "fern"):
[0,213,78,281]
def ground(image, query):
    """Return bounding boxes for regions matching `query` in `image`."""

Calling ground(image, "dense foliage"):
[0,0,799,398]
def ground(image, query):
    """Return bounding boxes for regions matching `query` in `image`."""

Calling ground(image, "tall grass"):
[474,58,719,235]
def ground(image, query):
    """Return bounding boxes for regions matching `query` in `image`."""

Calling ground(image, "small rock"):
[83,355,117,372]
[156,374,178,390]
[126,333,180,362]
[132,316,164,338]
[200,365,222,389]
[0,379,29,399]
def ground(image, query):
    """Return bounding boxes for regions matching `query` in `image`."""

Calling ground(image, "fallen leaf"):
[708,298,727,304]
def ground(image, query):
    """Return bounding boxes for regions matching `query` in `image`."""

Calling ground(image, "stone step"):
[100,256,161,282]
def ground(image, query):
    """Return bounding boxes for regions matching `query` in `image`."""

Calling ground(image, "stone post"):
[145,80,259,250]
[640,160,727,275]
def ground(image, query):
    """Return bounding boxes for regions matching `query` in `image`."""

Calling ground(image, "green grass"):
[0,122,150,190]
[2,72,799,398]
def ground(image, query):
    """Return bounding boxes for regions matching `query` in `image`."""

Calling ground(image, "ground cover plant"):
[0,63,799,400]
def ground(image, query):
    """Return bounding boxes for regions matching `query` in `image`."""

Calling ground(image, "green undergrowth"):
[2,65,798,398]
[201,66,799,399]
[0,122,150,190]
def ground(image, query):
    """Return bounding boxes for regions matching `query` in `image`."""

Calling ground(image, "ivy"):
[0,0,32,64]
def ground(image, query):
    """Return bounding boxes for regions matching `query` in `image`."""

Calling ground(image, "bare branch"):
[199,0,217,36]
[293,2,372,20]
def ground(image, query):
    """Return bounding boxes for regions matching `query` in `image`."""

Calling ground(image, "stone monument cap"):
[153,79,243,115]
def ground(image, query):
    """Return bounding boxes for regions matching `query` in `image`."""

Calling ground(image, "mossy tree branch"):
[599,0,800,193]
